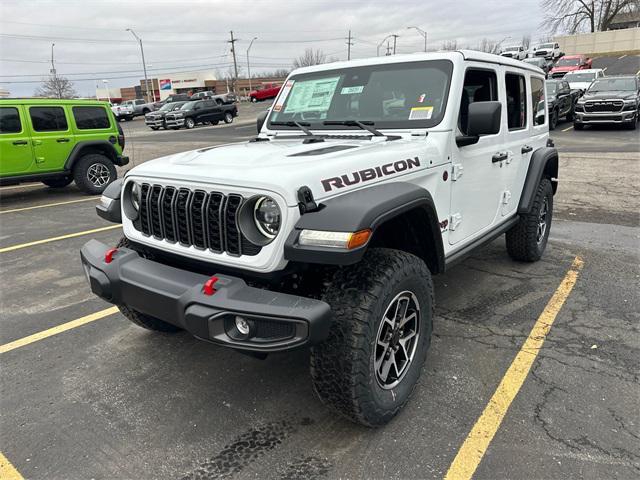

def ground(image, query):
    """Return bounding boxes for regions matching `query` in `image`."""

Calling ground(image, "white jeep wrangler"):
[82,50,558,427]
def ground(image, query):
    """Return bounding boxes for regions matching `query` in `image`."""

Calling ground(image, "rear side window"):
[0,107,22,134]
[73,106,110,129]
[531,77,546,126]
[505,73,527,130]
[30,106,68,132]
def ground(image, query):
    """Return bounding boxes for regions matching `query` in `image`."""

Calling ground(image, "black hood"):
[583,91,636,101]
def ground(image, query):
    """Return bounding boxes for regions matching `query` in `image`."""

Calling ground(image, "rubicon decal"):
[321,157,421,192]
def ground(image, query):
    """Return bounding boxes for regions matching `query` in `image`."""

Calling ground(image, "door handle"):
[12,140,28,145]
[492,152,508,163]
[521,145,533,154]
[56,138,70,143]
[33,140,42,146]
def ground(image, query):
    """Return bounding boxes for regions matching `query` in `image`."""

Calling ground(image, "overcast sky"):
[0,0,548,97]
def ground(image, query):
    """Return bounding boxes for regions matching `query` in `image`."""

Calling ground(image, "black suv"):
[144,101,189,130]
[164,99,238,129]
[546,79,581,130]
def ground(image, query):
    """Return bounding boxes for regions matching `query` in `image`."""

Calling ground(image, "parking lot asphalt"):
[1,101,639,479]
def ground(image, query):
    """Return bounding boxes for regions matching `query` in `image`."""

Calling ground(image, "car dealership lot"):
[1,108,639,479]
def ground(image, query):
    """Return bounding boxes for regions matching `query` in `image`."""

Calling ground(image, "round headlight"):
[131,182,141,212]
[253,196,281,238]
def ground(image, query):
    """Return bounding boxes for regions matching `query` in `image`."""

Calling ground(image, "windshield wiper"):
[323,120,401,141]
[269,121,324,143]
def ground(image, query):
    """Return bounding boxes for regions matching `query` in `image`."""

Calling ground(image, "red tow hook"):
[203,276,219,296]
[104,248,119,264]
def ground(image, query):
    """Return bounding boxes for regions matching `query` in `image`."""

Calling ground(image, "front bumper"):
[165,118,185,127]
[145,118,164,128]
[575,110,637,124]
[80,240,331,352]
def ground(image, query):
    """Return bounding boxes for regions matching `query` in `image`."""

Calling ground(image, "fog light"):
[235,316,251,336]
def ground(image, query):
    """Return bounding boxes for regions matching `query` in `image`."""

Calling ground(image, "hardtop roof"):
[0,98,109,106]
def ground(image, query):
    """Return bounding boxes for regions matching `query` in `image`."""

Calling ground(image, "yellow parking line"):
[444,256,584,480]
[0,224,121,254]
[0,307,119,354]
[562,126,573,132]
[0,196,98,214]
[0,451,25,480]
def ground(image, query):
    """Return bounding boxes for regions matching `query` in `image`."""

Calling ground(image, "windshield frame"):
[266,59,454,132]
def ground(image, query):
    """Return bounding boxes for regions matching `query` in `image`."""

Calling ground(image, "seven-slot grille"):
[134,184,261,256]
[584,100,623,113]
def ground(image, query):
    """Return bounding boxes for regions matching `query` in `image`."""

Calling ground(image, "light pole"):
[102,79,111,104]
[126,28,151,102]
[377,35,392,56]
[407,26,427,52]
[246,36,258,95]
[493,35,512,54]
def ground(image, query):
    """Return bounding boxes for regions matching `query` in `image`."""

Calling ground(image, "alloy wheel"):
[536,197,549,244]
[87,163,110,187]
[374,291,421,389]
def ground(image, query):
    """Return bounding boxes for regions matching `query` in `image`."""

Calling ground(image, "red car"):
[549,55,593,79]
[249,83,282,102]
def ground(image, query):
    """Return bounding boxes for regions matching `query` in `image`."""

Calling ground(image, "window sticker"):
[340,85,365,95]
[409,106,434,120]
[273,80,294,112]
[417,93,426,103]
[284,77,340,114]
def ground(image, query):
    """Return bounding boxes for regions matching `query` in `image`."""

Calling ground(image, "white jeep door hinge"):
[450,213,463,231]
[452,164,464,181]
[502,190,512,204]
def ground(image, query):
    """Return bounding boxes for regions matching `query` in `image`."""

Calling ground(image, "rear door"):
[0,105,34,176]
[27,105,75,172]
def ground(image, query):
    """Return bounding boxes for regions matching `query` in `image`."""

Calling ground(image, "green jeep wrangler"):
[0,98,128,194]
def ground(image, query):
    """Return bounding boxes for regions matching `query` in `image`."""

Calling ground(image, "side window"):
[505,73,527,130]
[72,106,110,129]
[531,77,546,126]
[29,106,68,132]
[458,68,498,134]
[0,107,22,134]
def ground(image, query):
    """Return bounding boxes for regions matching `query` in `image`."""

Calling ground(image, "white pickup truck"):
[82,50,558,427]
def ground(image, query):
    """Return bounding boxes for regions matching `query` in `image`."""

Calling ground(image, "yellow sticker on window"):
[409,106,434,120]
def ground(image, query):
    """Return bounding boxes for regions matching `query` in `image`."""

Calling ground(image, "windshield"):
[180,101,197,111]
[504,47,519,52]
[564,72,596,83]
[539,43,554,49]
[158,103,174,112]
[556,57,580,66]
[525,58,544,66]
[546,82,558,95]
[268,60,453,130]
[589,78,637,92]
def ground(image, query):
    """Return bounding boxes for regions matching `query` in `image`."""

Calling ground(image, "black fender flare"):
[95,178,123,223]
[284,182,445,270]
[64,141,120,171]
[518,146,558,214]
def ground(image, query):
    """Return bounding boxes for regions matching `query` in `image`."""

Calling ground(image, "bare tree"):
[293,48,327,68]
[475,38,500,53]
[541,0,638,33]
[441,40,458,51]
[34,75,77,98]
[521,34,532,49]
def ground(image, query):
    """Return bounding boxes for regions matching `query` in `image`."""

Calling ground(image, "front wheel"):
[223,112,233,124]
[185,118,195,129]
[311,248,433,427]
[506,178,553,262]
[549,109,558,130]
[150,126,159,131]
[251,97,258,103]
[72,153,117,195]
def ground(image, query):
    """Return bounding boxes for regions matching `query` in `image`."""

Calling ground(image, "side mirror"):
[256,110,268,133]
[456,101,502,147]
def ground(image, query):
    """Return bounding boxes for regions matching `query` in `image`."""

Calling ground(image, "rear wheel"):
[223,112,233,124]
[42,176,73,188]
[310,248,433,427]
[72,153,117,194]
[506,178,553,262]
[549,109,558,130]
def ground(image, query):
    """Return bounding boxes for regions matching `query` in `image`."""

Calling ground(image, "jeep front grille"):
[134,184,261,256]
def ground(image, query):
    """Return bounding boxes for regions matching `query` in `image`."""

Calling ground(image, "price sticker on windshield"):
[273,80,294,112]
[409,106,434,120]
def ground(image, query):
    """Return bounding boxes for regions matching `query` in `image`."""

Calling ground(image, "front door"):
[27,106,75,172]
[449,66,506,245]
[0,105,34,176]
